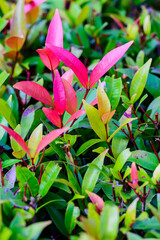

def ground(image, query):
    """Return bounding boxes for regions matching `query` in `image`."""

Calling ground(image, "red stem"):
[0,158,4,187]
[38,164,44,184]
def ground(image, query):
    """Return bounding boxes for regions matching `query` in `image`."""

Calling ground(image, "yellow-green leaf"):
[83,100,106,141]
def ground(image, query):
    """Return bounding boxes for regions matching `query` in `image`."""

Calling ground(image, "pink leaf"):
[14,81,53,107]
[87,191,104,213]
[62,78,77,115]
[25,0,46,14]
[43,107,61,128]
[45,9,63,48]
[89,41,133,88]
[36,48,60,71]
[0,124,31,157]
[131,162,138,188]
[35,127,68,155]
[46,44,88,89]
[62,69,73,85]
[54,70,66,115]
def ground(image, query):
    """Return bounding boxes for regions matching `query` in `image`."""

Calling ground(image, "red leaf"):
[89,41,133,88]
[36,48,60,71]
[45,9,63,48]
[62,78,77,115]
[131,162,138,188]
[87,191,104,213]
[53,70,66,115]
[43,107,61,128]
[25,0,46,13]
[35,127,68,155]
[62,70,73,85]
[14,81,54,107]
[46,44,88,89]
[0,124,31,157]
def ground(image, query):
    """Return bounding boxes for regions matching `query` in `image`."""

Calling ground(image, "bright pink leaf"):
[131,162,138,188]
[25,0,46,14]
[36,48,60,71]
[35,127,68,155]
[54,70,66,115]
[46,44,88,89]
[62,79,77,115]
[13,81,54,107]
[88,191,104,213]
[45,9,63,48]
[62,70,73,85]
[0,124,31,158]
[43,107,61,128]
[89,41,133,88]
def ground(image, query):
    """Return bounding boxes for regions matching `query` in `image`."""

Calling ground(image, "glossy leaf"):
[125,198,139,229]
[83,100,106,141]
[0,124,31,157]
[54,70,66,115]
[7,0,26,51]
[62,78,77,114]
[112,148,131,180]
[64,109,86,127]
[14,81,54,107]
[130,162,138,188]
[39,162,61,197]
[0,99,17,129]
[105,76,122,110]
[43,107,61,128]
[87,191,104,212]
[129,59,152,102]
[65,201,80,234]
[107,118,136,142]
[35,127,68,155]
[46,9,63,48]
[76,139,103,156]
[89,41,133,88]
[152,164,160,184]
[10,124,25,159]
[20,105,35,139]
[16,166,39,197]
[97,81,111,119]
[0,71,9,87]
[100,204,119,240]
[36,48,60,71]
[46,44,88,88]
[28,123,43,158]
[82,150,108,195]
[62,70,73,85]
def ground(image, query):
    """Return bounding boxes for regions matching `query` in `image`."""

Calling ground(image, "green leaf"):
[100,204,119,240]
[112,149,131,180]
[148,204,160,223]
[25,221,51,240]
[127,232,143,240]
[125,198,139,229]
[46,205,68,237]
[20,105,35,139]
[0,71,9,87]
[65,202,80,234]
[136,50,144,68]
[107,118,136,142]
[146,96,160,121]
[76,139,103,156]
[82,150,107,195]
[128,150,159,171]
[112,137,129,159]
[129,59,152,102]
[39,162,61,198]
[152,164,160,184]
[16,166,39,197]
[146,74,160,98]
[104,76,122,110]
[143,15,151,35]
[0,18,7,32]
[83,100,106,141]
[75,5,90,26]
[0,98,17,129]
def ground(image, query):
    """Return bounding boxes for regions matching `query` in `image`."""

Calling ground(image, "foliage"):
[0,0,160,239]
